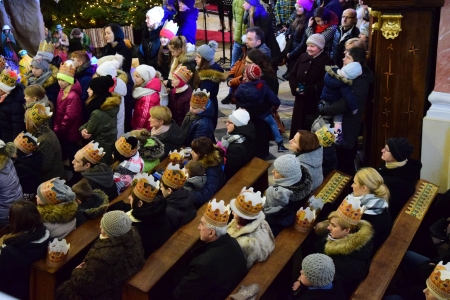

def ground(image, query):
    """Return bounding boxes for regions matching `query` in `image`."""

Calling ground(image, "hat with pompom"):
[196,40,218,62]
[97,61,117,77]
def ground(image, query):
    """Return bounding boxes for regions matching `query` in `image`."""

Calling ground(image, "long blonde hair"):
[355,167,390,200]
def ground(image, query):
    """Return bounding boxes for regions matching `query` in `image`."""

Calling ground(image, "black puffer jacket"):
[13,151,44,195]
[162,187,197,233]
[0,84,25,143]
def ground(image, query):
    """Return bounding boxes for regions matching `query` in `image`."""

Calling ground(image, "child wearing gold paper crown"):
[180,89,215,147]
[72,181,109,227]
[168,64,193,126]
[0,69,25,143]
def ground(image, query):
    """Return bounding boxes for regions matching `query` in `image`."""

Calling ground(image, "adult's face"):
[246,32,261,50]
[306,44,321,57]
[341,9,357,29]
[146,15,158,30]
[289,132,301,152]
[198,217,214,242]
[149,115,164,130]
[381,144,396,162]
[104,26,115,44]
[327,217,350,239]
[295,4,304,15]
[342,51,354,66]
[226,119,235,133]
[72,150,90,172]
[351,175,368,197]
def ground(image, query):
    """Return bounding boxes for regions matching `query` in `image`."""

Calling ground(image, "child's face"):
[24,93,37,103]
[133,71,145,86]
[195,53,202,66]
[87,87,93,98]
[168,45,183,58]
[299,270,313,286]
[171,76,180,87]
[272,168,284,179]
[343,51,355,67]
[31,66,43,77]
[72,57,83,68]
[58,79,70,89]
[160,36,170,46]
[226,120,235,133]
[160,183,171,197]
[190,106,204,114]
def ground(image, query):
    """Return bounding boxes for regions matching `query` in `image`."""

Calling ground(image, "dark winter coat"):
[0,225,50,300]
[169,85,193,126]
[55,227,145,300]
[193,150,226,208]
[223,121,256,180]
[235,80,280,119]
[76,189,109,227]
[138,26,162,66]
[0,159,23,226]
[13,151,44,195]
[80,163,119,201]
[173,233,248,300]
[362,206,391,252]
[175,8,199,45]
[153,119,184,160]
[34,124,65,182]
[319,66,374,149]
[378,159,422,218]
[0,84,25,143]
[162,187,196,233]
[54,80,83,142]
[181,100,215,147]
[321,65,359,111]
[102,40,133,73]
[333,25,360,68]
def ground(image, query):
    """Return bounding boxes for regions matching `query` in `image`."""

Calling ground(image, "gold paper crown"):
[295,207,316,232]
[162,20,179,35]
[204,199,231,227]
[132,173,160,202]
[168,150,183,163]
[14,132,39,155]
[0,70,18,87]
[233,187,265,219]
[81,141,105,164]
[58,61,76,78]
[427,262,450,300]
[27,103,53,125]
[39,178,66,205]
[336,196,366,225]
[162,163,187,189]
[173,64,193,83]
[115,133,138,158]
[315,125,335,148]
[190,89,210,109]
[39,40,55,54]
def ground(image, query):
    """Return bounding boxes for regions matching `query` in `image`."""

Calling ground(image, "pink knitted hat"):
[297,0,314,11]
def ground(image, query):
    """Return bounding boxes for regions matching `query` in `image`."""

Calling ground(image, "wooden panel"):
[365,0,444,9]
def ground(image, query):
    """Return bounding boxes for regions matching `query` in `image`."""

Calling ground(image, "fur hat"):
[338,62,362,80]
[244,64,262,81]
[37,177,76,205]
[89,75,114,97]
[0,140,16,170]
[101,210,132,237]
[135,65,156,84]
[302,254,335,287]
[306,34,325,50]
[96,61,117,77]
[196,41,218,62]
[0,69,18,93]
[386,138,413,162]
[146,6,164,24]
[273,154,301,182]
[297,0,314,11]
[228,109,250,127]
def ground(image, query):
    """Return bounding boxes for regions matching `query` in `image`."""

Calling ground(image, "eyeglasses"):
[342,16,356,19]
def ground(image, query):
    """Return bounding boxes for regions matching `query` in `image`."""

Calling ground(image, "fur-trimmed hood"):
[80,189,109,220]
[117,70,129,84]
[199,149,222,169]
[325,65,353,85]
[178,51,196,64]
[198,68,227,83]
[324,220,373,256]
[100,93,121,111]
[37,201,78,224]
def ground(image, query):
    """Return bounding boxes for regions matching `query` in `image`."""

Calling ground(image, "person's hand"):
[308,17,314,27]
[76,262,85,269]
[81,129,91,139]
[292,280,301,291]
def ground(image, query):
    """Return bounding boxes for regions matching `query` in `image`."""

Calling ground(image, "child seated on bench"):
[72,181,108,227]
[183,160,207,192]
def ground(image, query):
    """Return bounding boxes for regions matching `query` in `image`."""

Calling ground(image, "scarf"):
[174,84,189,93]
[151,125,170,136]
[385,159,407,169]
[220,134,246,149]
[132,86,157,99]
[86,94,109,114]
[274,176,300,188]
[350,193,388,215]
[315,23,331,33]
[28,68,53,86]
[76,61,92,75]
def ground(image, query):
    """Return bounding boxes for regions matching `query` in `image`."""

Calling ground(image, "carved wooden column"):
[364,0,444,168]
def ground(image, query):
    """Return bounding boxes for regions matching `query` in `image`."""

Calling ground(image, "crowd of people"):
[0,0,443,299]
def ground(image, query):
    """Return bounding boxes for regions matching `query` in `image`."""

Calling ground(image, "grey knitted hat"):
[37,177,76,205]
[196,40,218,62]
[101,211,132,237]
[274,154,301,181]
[302,253,335,287]
[31,54,50,72]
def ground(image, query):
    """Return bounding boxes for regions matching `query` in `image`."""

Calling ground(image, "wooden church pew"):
[352,179,439,300]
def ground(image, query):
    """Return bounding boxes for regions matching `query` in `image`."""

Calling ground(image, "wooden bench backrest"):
[123,157,271,300]
[352,179,439,300]
[228,170,352,299]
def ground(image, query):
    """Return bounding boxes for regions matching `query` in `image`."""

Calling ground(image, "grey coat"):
[296,147,324,190]
[0,159,23,226]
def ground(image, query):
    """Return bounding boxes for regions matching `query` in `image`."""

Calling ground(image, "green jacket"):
[233,0,247,44]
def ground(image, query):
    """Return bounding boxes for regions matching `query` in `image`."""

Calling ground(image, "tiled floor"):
[196,9,296,185]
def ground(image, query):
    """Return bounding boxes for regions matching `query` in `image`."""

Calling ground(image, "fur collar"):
[117,70,128,84]
[227,213,265,238]
[37,201,78,224]
[43,65,59,88]
[198,69,227,83]
[324,220,373,256]
[325,65,353,85]
[82,190,109,219]
[199,150,222,168]
[100,93,121,111]
[178,52,196,64]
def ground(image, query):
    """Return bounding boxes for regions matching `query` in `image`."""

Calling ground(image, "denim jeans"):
[262,114,283,144]
[400,250,430,274]
[231,42,245,67]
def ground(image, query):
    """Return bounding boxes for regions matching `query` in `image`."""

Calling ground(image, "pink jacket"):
[53,80,83,142]
[131,77,161,130]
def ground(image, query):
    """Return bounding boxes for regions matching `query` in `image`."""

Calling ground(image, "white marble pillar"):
[422,0,450,192]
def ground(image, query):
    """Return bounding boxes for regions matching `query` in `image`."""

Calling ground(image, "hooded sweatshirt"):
[81,163,118,200]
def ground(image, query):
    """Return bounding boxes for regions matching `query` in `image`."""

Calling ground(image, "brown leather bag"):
[273,110,286,134]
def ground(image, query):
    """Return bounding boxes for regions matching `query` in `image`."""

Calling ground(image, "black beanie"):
[89,75,115,98]
[386,138,413,162]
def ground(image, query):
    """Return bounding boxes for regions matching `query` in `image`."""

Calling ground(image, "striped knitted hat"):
[244,64,261,82]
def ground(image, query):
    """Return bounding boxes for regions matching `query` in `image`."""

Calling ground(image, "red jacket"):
[131,77,161,130]
[54,80,83,142]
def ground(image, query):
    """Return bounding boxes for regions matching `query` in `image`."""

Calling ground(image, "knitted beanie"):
[101,210,132,237]
[97,54,124,70]
[302,254,335,287]
[306,34,325,50]
[196,41,218,62]
[135,65,156,84]
[36,51,54,63]
[297,0,314,11]
[181,0,195,9]
[97,61,117,77]
[338,62,362,80]
[146,6,164,24]
[244,64,262,82]
[228,109,250,127]
[386,138,413,162]
[274,154,301,182]
[31,54,50,72]
[37,177,76,205]
[89,75,115,97]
